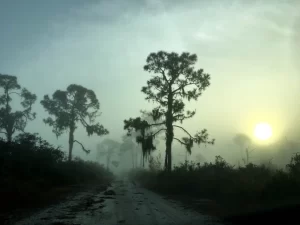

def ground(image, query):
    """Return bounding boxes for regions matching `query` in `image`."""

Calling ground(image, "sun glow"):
[254,123,273,140]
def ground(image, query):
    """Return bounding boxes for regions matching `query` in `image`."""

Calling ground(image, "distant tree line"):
[0,75,109,161]
[1,50,215,172]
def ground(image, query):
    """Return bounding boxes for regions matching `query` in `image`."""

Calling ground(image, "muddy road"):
[12,178,223,225]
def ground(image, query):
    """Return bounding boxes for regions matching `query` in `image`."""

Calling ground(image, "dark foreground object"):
[223,203,300,225]
[1,184,107,225]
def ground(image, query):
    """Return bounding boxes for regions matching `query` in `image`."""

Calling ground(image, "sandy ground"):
[12,178,223,225]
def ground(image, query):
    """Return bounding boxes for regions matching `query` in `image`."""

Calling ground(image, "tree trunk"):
[6,114,14,143]
[107,155,110,170]
[135,147,138,168]
[68,128,74,161]
[165,130,173,172]
[107,149,114,170]
[164,150,168,170]
[165,88,174,172]
[5,90,13,143]
[131,148,135,168]
[246,148,249,164]
[6,130,12,143]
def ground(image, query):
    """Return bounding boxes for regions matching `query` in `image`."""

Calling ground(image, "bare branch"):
[173,125,193,138]
[74,140,91,154]
[149,122,165,127]
[151,128,167,137]
[174,137,187,145]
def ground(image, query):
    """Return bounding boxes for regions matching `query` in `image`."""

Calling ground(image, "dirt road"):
[13,178,223,225]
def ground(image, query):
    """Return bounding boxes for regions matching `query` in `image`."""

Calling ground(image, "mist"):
[0,0,299,176]
[2,1,300,224]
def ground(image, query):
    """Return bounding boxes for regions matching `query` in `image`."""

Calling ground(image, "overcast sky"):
[1,0,300,162]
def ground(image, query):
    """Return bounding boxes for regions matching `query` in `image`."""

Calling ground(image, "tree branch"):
[173,125,193,138]
[152,56,169,84]
[8,92,21,96]
[79,114,89,127]
[173,110,196,120]
[159,69,170,85]
[0,131,8,135]
[146,94,166,106]
[74,140,91,154]
[151,128,167,137]
[172,82,198,94]
[149,122,165,127]
[174,137,187,145]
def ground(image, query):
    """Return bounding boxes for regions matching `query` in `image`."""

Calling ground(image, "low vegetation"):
[0,133,113,214]
[129,153,300,216]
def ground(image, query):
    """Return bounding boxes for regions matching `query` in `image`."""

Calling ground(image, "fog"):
[1,0,300,169]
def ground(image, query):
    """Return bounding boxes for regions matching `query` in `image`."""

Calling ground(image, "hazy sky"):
[1,0,300,162]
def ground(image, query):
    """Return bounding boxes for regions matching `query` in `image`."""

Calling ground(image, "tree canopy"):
[124,51,215,171]
[124,116,157,167]
[233,133,251,149]
[0,74,37,141]
[97,138,120,169]
[41,84,108,161]
[233,133,253,164]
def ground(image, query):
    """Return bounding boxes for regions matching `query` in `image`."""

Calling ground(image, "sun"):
[254,123,273,140]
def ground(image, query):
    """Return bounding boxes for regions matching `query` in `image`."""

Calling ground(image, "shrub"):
[0,133,114,212]
[130,154,300,206]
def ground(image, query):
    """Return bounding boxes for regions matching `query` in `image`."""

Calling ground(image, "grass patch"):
[0,133,114,223]
[129,154,300,221]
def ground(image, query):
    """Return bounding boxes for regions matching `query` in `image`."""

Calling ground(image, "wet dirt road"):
[13,179,223,225]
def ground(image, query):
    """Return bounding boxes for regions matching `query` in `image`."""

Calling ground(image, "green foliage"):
[0,134,113,212]
[0,74,37,141]
[125,51,215,171]
[143,51,211,103]
[0,133,113,184]
[97,138,121,169]
[130,154,300,207]
[41,84,108,138]
[124,117,156,166]
[286,153,300,177]
[41,84,109,160]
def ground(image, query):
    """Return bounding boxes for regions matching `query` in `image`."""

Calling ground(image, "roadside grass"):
[0,133,114,223]
[129,154,300,220]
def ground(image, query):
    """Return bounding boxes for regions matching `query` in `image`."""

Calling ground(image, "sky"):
[1,0,300,164]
